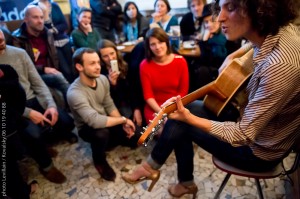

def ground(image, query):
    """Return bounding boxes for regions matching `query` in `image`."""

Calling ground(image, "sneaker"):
[40,166,67,184]
[95,162,116,181]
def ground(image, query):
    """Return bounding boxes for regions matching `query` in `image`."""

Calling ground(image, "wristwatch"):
[122,116,127,124]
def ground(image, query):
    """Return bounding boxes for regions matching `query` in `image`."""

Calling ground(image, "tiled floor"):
[22,130,295,199]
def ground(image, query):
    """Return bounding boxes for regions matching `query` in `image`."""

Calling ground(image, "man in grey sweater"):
[0,29,71,184]
[67,47,140,181]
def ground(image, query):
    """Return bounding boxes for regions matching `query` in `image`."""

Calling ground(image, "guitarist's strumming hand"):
[161,95,192,123]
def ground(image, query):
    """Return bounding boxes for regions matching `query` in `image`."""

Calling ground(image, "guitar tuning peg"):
[149,120,153,123]
[154,113,158,116]
[143,127,147,131]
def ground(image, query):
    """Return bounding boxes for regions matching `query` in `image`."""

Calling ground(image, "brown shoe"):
[46,147,58,158]
[168,183,198,199]
[40,166,66,184]
[95,162,116,181]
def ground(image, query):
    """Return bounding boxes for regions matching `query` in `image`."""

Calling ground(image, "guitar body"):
[204,49,254,116]
[138,49,254,146]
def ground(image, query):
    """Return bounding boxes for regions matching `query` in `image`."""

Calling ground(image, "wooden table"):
[117,44,135,54]
[117,43,201,57]
[177,45,201,57]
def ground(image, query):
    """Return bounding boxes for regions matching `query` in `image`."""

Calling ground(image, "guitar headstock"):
[138,111,167,147]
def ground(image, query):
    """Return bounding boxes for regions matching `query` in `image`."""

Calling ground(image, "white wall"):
[118,0,187,10]
[118,0,213,11]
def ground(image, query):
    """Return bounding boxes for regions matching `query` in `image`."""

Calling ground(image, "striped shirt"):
[211,24,300,161]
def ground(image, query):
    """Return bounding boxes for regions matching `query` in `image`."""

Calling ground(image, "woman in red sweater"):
[140,27,189,124]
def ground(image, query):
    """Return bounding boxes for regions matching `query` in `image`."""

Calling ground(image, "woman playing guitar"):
[122,0,300,198]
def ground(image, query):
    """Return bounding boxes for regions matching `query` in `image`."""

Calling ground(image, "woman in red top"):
[140,27,189,124]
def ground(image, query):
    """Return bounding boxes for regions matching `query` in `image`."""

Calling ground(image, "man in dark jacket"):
[12,5,70,105]
[90,0,122,41]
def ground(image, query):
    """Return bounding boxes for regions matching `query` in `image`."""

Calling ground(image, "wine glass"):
[119,32,126,44]
[189,34,197,53]
[114,33,120,45]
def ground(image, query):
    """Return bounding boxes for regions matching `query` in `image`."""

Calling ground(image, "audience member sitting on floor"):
[122,1,149,42]
[0,29,76,184]
[71,7,101,51]
[31,0,76,83]
[122,0,300,198]
[180,0,206,41]
[140,27,189,124]
[97,39,144,126]
[150,0,178,33]
[12,5,70,107]
[0,64,39,199]
[67,47,141,181]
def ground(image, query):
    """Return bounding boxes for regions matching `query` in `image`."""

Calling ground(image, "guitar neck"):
[162,82,222,114]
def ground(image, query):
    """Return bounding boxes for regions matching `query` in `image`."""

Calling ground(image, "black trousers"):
[21,98,74,168]
[78,124,140,165]
[6,133,30,199]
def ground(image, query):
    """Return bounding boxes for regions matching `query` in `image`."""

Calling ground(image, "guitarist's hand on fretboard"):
[162,95,191,123]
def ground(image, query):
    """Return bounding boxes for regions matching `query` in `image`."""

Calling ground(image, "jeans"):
[79,124,140,165]
[41,73,69,104]
[56,43,77,83]
[149,100,280,183]
[22,98,74,168]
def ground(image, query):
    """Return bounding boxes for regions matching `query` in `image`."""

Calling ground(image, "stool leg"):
[214,173,231,199]
[255,179,264,199]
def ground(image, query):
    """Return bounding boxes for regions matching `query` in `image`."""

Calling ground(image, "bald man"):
[12,5,71,109]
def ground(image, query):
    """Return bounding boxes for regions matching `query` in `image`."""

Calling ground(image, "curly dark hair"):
[213,0,299,36]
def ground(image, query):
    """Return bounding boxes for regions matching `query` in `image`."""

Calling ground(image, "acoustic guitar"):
[138,49,254,146]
